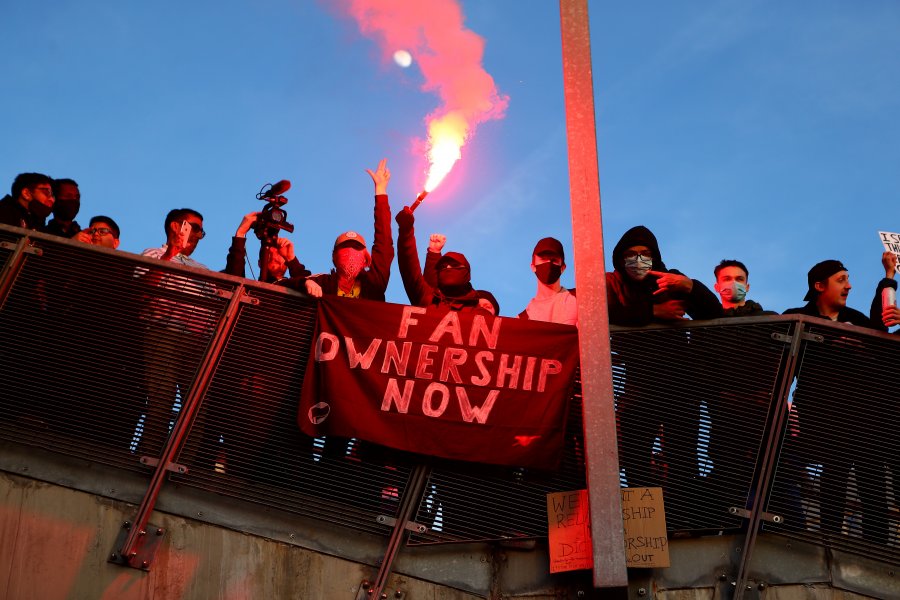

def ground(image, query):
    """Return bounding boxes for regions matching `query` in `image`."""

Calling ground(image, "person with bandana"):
[298,159,394,300]
[713,259,776,317]
[395,206,489,314]
[0,172,55,230]
[42,178,82,238]
[607,225,720,529]
[519,237,577,325]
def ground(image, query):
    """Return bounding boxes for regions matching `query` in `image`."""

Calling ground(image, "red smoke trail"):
[341,0,509,192]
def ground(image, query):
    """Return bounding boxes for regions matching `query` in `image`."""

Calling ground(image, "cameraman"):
[224,212,310,283]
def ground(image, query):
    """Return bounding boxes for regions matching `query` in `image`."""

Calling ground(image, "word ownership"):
[315,307,565,424]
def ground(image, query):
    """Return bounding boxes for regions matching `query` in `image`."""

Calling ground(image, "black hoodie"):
[605,225,722,326]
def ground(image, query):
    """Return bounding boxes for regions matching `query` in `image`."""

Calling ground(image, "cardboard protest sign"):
[621,487,669,568]
[547,489,593,573]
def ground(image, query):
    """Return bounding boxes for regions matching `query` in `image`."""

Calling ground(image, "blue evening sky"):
[2,1,898,318]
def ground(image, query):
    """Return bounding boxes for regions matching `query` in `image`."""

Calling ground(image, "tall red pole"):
[559,0,628,588]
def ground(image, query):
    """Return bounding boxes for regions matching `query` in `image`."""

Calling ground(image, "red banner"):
[298,296,579,469]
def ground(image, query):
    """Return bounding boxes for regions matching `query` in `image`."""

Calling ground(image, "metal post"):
[113,283,250,570]
[733,319,807,600]
[0,235,42,312]
[364,464,431,600]
[559,0,628,588]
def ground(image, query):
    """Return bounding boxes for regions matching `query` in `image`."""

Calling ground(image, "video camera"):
[254,179,295,245]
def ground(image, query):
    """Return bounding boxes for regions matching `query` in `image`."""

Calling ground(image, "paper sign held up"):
[622,487,670,568]
[879,231,900,258]
[547,489,592,573]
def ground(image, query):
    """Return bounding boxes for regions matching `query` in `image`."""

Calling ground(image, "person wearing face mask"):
[0,172,55,230]
[607,225,722,325]
[395,206,489,314]
[519,237,577,325]
[703,259,776,515]
[293,159,394,300]
[419,234,500,316]
[713,260,776,317]
[608,226,720,529]
[42,178,82,238]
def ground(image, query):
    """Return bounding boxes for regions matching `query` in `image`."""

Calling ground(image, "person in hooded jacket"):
[608,226,721,529]
[395,206,489,314]
[607,225,722,325]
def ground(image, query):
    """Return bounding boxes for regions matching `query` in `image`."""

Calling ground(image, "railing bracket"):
[108,521,165,571]
[376,515,427,534]
[356,580,406,600]
[140,456,188,474]
[728,506,782,524]
[0,241,42,255]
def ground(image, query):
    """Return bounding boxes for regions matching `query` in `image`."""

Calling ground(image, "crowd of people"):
[3,166,899,542]
[2,168,897,332]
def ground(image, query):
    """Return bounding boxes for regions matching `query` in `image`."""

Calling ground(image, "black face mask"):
[535,262,562,285]
[438,267,471,297]
[53,199,80,221]
[28,199,53,220]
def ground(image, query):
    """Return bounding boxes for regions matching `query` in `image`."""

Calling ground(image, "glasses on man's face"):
[33,186,54,198]
[181,221,206,239]
[439,264,466,271]
[622,250,651,261]
[86,227,115,237]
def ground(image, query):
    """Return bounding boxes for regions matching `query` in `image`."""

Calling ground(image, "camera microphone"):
[262,179,291,199]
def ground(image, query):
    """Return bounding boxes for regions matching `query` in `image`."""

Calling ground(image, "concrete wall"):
[0,471,480,600]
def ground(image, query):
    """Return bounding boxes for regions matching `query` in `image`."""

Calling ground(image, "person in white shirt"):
[519,237,577,326]
[137,208,212,457]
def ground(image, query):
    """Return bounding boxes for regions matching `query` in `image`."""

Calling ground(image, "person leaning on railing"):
[72,216,121,249]
[0,172,55,230]
[41,178,81,238]
[712,259,777,317]
[605,225,722,528]
[136,208,213,458]
[782,260,888,545]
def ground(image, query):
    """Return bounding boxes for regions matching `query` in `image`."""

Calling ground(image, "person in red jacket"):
[289,159,394,301]
[394,206,489,315]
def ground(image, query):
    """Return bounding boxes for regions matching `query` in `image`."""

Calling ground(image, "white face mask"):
[720,282,747,303]
[624,255,653,281]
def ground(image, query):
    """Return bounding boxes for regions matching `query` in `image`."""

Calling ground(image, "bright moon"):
[393,50,412,68]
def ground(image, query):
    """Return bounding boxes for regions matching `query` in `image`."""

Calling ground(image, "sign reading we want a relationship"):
[298,296,579,469]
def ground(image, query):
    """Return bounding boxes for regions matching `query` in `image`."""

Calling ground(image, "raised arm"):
[365,159,395,294]
[395,207,433,306]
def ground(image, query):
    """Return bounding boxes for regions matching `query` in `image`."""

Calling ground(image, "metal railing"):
[1,223,898,591]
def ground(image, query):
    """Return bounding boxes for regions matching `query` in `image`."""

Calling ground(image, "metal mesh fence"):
[0,233,232,473]
[408,377,586,544]
[169,285,412,537]
[765,322,900,564]
[610,321,792,532]
[1,225,899,563]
